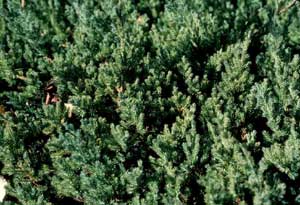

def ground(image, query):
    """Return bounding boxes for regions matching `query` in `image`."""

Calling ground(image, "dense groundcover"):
[1,0,300,204]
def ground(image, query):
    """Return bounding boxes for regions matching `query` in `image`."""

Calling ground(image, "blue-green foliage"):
[1,0,300,204]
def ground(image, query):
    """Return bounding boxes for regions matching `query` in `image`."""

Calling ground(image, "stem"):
[279,0,298,14]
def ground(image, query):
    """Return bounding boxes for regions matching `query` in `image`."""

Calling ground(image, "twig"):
[25,174,39,187]
[279,0,298,14]
[73,197,84,203]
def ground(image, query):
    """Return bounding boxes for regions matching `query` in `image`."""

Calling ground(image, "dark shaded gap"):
[231,0,238,9]
[263,165,300,204]
[93,95,121,124]
[235,114,272,164]
[247,33,266,83]
[24,133,52,172]
[143,104,177,133]
[241,188,254,205]
[50,196,84,205]
[3,195,21,204]
[181,163,206,205]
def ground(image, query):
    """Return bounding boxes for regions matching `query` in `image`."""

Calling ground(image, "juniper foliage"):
[1,0,300,204]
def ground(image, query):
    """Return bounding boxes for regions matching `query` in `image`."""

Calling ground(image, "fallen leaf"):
[116,86,123,93]
[21,0,25,8]
[45,79,56,92]
[45,93,51,105]
[64,103,75,118]
[44,79,60,105]
[137,16,143,24]
[0,176,7,202]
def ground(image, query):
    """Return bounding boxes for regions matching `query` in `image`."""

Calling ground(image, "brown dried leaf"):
[241,128,247,141]
[0,105,6,115]
[50,95,60,103]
